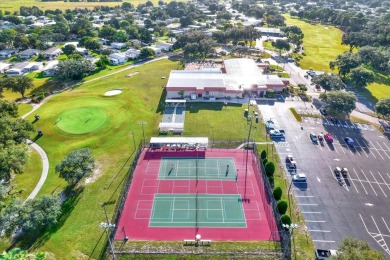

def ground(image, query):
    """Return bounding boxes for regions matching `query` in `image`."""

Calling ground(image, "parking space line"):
[369,141,385,160]
[376,142,390,159]
[359,214,390,256]
[309,230,331,233]
[352,168,368,194]
[313,240,336,243]
[296,195,314,198]
[377,172,390,191]
[347,171,359,193]
[300,203,318,206]
[361,169,378,196]
[306,220,326,223]
[354,140,369,157]
[328,165,349,191]
[370,171,387,197]
[302,211,322,214]
[360,140,376,159]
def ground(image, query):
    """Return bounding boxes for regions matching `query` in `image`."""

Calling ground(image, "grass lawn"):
[256,144,316,260]
[0,0,163,12]
[18,103,33,117]
[284,15,349,72]
[263,41,276,51]
[13,146,43,200]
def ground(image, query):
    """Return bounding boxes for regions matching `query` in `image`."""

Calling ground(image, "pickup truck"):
[315,249,338,259]
[269,129,285,137]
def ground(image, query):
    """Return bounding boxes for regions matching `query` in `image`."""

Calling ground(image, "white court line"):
[309,230,331,233]
[361,169,378,196]
[377,172,390,191]
[306,220,326,223]
[376,141,390,159]
[370,170,387,197]
[313,240,335,243]
[353,168,368,194]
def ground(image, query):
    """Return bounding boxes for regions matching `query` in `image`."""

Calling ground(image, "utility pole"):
[138,121,147,147]
[129,131,136,151]
[100,203,116,259]
[244,114,253,201]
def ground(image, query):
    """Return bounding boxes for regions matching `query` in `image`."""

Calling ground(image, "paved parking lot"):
[258,101,390,257]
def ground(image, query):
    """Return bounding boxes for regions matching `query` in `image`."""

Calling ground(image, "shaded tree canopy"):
[319,91,356,115]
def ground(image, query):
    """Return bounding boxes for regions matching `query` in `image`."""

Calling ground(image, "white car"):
[293,173,307,182]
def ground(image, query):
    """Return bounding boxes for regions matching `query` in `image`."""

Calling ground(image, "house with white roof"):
[42,47,61,59]
[0,49,18,58]
[125,48,141,59]
[111,42,127,49]
[166,58,288,100]
[42,60,59,77]
[108,53,127,65]
[155,42,173,51]
[0,62,11,73]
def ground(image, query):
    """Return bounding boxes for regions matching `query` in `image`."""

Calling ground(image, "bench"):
[183,239,212,246]
[184,240,196,245]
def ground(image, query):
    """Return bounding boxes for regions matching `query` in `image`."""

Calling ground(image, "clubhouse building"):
[166,58,289,100]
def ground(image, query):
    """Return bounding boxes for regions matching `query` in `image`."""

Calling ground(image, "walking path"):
[26,140,49,200]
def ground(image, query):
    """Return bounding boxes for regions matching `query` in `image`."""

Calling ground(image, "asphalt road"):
[258,97,390,257]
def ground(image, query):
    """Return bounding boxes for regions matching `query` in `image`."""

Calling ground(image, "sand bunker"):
[104,89,122,96]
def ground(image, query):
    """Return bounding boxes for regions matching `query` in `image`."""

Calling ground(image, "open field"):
[18,103,33,117]
[0,0,162,12]
[7,58,280,259]
[284,15,349,72]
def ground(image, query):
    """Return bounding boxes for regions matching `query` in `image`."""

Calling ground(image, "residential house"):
[148,46,162,55]
[42,47,61,59]
[108,53,127,65]
[42,60,59,77]
[155,42,173,52]
[111,42,127,49]
[0,49,18,58]
[125,48,141,59]
[5,62,43,76]
[22,62,43,73]
[256,27,284,37]
[19,49,40,59]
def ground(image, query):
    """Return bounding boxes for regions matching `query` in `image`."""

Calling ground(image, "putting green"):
[56,107,107,134]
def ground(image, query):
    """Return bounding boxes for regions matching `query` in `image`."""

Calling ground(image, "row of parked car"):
[309,132,334,143]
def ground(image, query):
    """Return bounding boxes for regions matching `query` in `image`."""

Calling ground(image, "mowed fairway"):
[0,0,162,12]
[19,59,176,259]
[284,15,350,71]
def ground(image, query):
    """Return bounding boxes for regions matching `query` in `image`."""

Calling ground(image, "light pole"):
[129,131,136,151]
[282,223,299,259]
[138,121,147,147]
[99,203,116,259]
[244,114,254,201]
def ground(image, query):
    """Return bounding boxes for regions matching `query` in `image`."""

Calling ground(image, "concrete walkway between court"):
[237,142,274,149]
[26,139,49,200]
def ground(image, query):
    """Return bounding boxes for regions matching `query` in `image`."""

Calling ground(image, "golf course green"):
[56,107,107,134]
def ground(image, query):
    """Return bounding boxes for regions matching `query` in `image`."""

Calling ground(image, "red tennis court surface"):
[114,148,279,241]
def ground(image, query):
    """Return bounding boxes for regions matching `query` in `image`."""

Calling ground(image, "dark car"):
[344,137,354,146]
[310,133,318,143]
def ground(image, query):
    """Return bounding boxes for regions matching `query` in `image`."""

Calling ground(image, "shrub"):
[268,176,274,185]
[261,149,267,160]
[277,200,288,214]
[289,107,302,122]
[262,158,268,165]
[265,161,275,177]
[281,214,291,225]
[273,187,282,201]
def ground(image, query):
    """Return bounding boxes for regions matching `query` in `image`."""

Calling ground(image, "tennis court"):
[149,194,245,227]
[159,157,237,180]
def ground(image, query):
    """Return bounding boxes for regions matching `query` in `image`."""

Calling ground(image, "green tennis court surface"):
[159,157,237,180]
[149,194,246,227]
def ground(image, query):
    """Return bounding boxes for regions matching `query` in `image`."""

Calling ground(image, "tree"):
[62,44,76,56]
[0,99,18,118]
[311,73,346,92]
[330,52,361,77]
[0,76,33,98]
[348,66,374,88]
[375,98,390,118]
[260,149,267,160]
[277,200,288,214]
[320,91,356,115]
[0,195,61,236]
[99,25,117,41]
[114,30,128,43]
[55,59,95,80]
[84,38,102,52]
[178,89,185,98]
[336,237,385,260]
[139,47,156,59]
[55,148,95,185]
[272,39,290,55]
